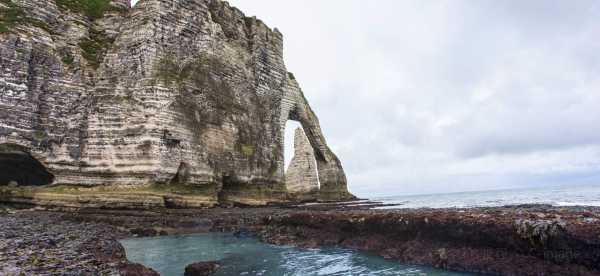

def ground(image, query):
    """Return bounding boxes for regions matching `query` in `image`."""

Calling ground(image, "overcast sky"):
[133,1,600,197]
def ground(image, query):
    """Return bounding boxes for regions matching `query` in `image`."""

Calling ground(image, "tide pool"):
[121,233,474,276]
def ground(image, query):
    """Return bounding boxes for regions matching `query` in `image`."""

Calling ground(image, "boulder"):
[119,263,159,276]
[184,261,220,276]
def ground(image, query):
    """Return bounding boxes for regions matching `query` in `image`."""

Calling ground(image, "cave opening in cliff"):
[0,144,54,186]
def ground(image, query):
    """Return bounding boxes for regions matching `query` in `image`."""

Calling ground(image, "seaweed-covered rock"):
[119,263,160,276]
[260,207,600,275]
[184,261,220,276]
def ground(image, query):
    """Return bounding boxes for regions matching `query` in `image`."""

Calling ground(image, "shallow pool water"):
[120,233,474,276]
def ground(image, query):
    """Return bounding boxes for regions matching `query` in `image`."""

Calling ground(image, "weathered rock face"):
[285,127,318,200]
[0,0,354,206]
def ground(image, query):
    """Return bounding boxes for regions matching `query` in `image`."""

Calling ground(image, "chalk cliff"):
[0,0,354,207]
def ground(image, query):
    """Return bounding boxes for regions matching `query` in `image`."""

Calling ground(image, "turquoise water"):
[121,233,473,276]
[374,183,600,209]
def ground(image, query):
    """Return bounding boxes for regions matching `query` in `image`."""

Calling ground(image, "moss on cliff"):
[0,185,219,208]
[56,0,126,20]
[0,0,51,34]
[156,53,279,176]
[240,144,256,157]
[155,54,185,83]
[28,18,53,33]
[78,27,114,68]
[0,143,26,153]
[0,0,22,33]
[0,0,54,34]
[149,182,221,196]
[157,54,243,137]
[218,177,287,205]
[2,0,120,40]
[287,72,296,80]
[61,50,75,65]
[56,0,124,69]
[5,183,218,197]
[208,0,239,40]
[156,53,231,93]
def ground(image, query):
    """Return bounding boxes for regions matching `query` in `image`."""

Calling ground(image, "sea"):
[372,183,600,209]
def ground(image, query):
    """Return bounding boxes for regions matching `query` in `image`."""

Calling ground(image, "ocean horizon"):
[372,183,600,209]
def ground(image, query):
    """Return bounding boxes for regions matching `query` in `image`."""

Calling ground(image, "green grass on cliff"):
[78,27,113,68]
[0,0,54,34]
[287,72,296,80]
[61,51,75,65]
[0,0,125,34]
[0,0,25,33]
[55,0,126,20]
[56,0,125,68]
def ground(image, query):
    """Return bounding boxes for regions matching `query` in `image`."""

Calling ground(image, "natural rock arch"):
[279,75,355,202]
[0,144,54,186]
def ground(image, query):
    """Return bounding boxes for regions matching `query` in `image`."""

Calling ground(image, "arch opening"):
[284,122,320,196]
[284,120,302,172]
[0,144,54,186]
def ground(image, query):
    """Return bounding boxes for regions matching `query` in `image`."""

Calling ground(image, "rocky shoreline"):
[0,209,158,276]
[1,204,599,275]
[259,205,600,276]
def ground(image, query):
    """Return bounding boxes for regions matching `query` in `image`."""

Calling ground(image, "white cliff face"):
[0,0,354,206]
[285,127,319,197]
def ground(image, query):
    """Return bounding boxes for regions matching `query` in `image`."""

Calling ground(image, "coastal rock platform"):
[1,204,599,275]
[0,209,158,275]
[260,205,600,276]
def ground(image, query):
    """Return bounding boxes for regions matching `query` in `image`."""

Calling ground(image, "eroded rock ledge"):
[259,206,600,276]
[0,0,354,207]
[3,204,595,276]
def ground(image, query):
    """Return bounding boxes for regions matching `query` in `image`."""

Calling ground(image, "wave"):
[554,201,600,207]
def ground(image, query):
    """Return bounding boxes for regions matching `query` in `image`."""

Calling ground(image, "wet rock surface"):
[118,263,160,276]
[258,206,600,276]
[2,204,600,276]
[0,209,155,275]
[184,261,220,276]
